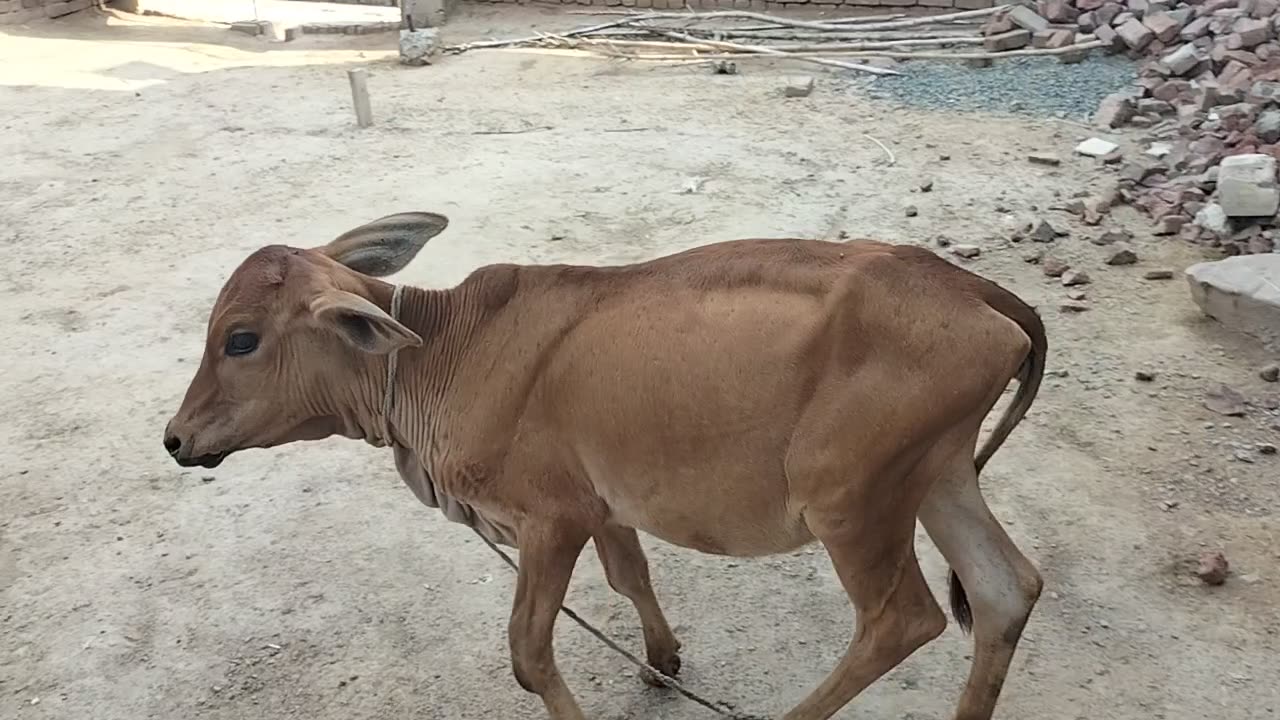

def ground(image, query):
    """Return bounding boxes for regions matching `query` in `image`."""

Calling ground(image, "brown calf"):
[164,212,1047,720]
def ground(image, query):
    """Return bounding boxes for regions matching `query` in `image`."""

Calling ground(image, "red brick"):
[1095,92,1136,127]
[1197,0,1239,16]
[1045,29,1074,47]
[1039,0,1078,22]
[1153,78,1192,100]
[1229,18,1272,49]
[1218,59,1252,85]
[1252,0,1279,18]
[1226,49,1263,65]
[1180,16,1212,40]
[983,13,1016,35]
[984,29,1032,51]
[1117,18,1155,50]
[1143,11,1186,42]
[1095,23,1126,52]
[1095,2,1123,26]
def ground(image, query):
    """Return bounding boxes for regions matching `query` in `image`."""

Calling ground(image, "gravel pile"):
[853,55,1136,121]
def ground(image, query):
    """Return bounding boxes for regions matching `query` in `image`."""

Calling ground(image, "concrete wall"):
[0,0,94,25]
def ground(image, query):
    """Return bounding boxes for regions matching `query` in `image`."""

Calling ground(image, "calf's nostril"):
[164,435,182,456]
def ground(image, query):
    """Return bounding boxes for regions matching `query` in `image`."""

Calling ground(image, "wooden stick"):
[768,37,985,51]
[446,15,664,52]
[567,8,905,21]
[680,28,987,41]
[563,40,1103,61]
[653,30,902,75]
[565,35,984,52]
[558,8,1005,32]
[555,37,722,52]
[811,40,1104,59]
[347,69,373,128]
[446,5,1011,52]
[863,134,895,165]
[471,125,554,135]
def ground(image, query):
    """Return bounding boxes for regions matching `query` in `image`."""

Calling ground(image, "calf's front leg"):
[508,522,590,720]
[593,524,682,686]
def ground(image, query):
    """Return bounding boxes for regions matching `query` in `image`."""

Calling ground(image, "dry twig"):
[863,134,895,165]
[652,29,902,75]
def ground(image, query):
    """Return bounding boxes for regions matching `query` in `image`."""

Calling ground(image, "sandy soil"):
[2,7,1278,720]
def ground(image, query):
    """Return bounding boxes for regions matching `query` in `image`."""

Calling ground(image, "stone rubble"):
[981,0,1280,255]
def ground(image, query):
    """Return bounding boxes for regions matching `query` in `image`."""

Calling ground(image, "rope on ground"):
[472,528,769,720]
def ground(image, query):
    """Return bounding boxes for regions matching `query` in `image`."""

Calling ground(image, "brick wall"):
[0,0,95,24]
[462,0,996,8]
[282,0,396,5]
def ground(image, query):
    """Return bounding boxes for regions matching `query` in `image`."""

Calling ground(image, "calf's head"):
[163,212,449,468]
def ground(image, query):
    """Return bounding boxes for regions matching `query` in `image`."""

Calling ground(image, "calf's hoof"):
[639,652,682,688]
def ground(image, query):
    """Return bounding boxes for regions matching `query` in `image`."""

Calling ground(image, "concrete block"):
[0,6,39,23]
[403,0,449,28]
[230,20,266,35]
[399,27,440,65]
[1162,43,1201,74]
[784,76,814,97]
[1076,137,1121,156]
[261,21,294,42]
[1186,254,1280,350]
[1257,109,1280,144]
[1008,5,1050,32]
[1217,153,1279,217]
[1194,202,1229,234]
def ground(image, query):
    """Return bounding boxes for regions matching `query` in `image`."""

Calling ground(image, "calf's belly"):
[592,467,816,557]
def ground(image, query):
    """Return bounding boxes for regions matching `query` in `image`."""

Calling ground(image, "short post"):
[347,69,373,128]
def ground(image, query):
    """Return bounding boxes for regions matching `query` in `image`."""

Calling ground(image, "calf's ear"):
[310,290,423,354]
[319,212,449,277]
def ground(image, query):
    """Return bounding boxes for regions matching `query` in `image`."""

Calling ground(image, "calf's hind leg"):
[782,499,947,720]
[593,524,683,685]
[918,460,1042,720]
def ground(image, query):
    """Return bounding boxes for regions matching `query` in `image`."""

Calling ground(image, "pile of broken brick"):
[982,0,1280,255]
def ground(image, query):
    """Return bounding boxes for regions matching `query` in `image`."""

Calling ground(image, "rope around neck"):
[382,283,406,446]
[382,282,762,720]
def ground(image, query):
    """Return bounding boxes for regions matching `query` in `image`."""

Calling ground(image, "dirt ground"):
[2,6,1279,720]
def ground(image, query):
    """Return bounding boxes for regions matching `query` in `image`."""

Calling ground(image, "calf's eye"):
[225,331,260,357]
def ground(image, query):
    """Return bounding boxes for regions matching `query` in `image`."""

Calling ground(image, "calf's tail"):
[948,286,1047,634]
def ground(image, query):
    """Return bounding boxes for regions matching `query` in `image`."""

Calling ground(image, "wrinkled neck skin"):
[328,280,468,458]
